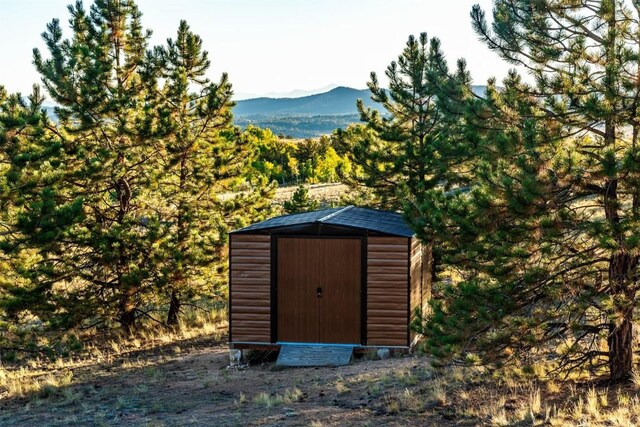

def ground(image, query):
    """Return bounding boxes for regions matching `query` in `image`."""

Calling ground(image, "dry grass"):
[252,387,303,408]
[4,324,640,426]
[334,379,351,395]
[0,368,73,399]
[386,360,640,427]
[428,377,448,406]
[466,375,640,426]
[0,307,226,402]
[273,182,348,206]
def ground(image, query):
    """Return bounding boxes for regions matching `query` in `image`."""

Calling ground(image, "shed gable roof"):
[232,206,415,237]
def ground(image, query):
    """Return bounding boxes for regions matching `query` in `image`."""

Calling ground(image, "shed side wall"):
[229,234,271,343]
[367,236,409,346]
[421,243,433,314]
[409,237,422,344]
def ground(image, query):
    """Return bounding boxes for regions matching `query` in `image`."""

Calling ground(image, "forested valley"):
[4,0,640,425]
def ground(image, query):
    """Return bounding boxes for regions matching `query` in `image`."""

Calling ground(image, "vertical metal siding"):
[277,237,361,344]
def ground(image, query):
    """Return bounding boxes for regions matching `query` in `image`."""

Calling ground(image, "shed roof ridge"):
[317,205,354,223]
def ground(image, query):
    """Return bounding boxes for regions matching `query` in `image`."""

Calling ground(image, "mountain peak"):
[330,85,359,92]
[233,84,489,138]
[233,84,489,119]
[235,84,344,101]
[234,86,373,117]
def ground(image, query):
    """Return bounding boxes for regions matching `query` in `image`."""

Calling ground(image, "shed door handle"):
[317,287,322,297]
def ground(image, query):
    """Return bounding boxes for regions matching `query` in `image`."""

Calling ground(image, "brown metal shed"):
[228,206,432,351]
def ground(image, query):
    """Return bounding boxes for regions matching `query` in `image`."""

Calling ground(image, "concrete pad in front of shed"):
[276,343,355,367]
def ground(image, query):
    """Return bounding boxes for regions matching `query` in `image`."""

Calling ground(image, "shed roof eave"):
[230,222,415,237]
[230,206,415,237]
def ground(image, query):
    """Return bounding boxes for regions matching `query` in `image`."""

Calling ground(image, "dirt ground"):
[5,334,639,426]
[0,337,460,426]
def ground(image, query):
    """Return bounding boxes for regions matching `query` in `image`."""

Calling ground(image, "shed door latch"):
[316,287,323,297]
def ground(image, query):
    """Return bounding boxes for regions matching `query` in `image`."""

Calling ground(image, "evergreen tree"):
[283,185,319,214]
[342,33,476,211]
[340,33,477,313]
[0,85,71,347]
[5,1,274,335]
[17,0,162,333]
[151,21,273,325]
[422,0,640,381]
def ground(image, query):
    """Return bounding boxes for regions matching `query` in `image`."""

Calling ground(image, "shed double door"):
[277,237,361,344]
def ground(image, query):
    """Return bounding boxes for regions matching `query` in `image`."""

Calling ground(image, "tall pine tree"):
[342,33,477,212]
[340,33,479,303]
[151,21,273,325]
[0,85,72,348]
[422,0,640,381]
[22,0,162,333]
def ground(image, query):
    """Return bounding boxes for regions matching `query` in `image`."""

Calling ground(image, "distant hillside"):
[234,86,374,117]
[234,85,488,118]
[43,86,489,138]
[470,85,487,97]
[233,85,488,137]
[234,84,340,101]
[235,114,361,139]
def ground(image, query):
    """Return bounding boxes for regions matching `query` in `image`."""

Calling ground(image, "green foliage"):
[0,0,273,349]
[247,125,351,185]
[234,114,362,139]
[24,0,162,333]
[339,33,476,211]
[0,85,62,351]
[283,185,319,214]
[420,1,640,381]
[147,20,275,325]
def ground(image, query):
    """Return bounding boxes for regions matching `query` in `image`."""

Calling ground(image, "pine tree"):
[151,21,274,325]
[343,33,476,211]
[283,185,319,214]
[0,85,72,347]
[422,0,640,381]
[340,33,478,312]
[0,1,274,343]
[24,0,160,333]
[418,71,571,366]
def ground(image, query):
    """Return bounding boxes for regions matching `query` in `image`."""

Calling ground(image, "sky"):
[0,0,513,100]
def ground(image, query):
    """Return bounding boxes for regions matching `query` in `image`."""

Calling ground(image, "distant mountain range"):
[234,85,488,118]
[234,86,375,117]
[43,85,488,138]
[234,85,488,137]
[234,84,340,101]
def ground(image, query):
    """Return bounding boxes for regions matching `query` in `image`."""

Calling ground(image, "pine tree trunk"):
[603,154,637,381]
[608,315,633,381]
[167,152,188,326]
[167,290,181,326]
[115,175,136,334]
[119,295,136,335]
[607,251,638,381]
[117,252,137,334]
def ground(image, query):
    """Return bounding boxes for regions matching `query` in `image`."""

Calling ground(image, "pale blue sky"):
[0,0,511,100]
